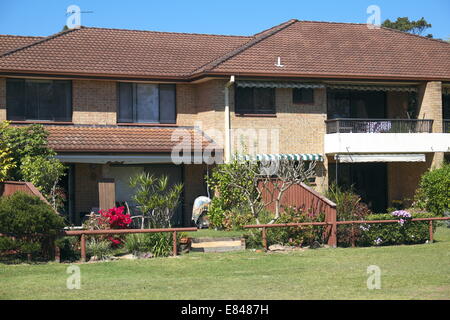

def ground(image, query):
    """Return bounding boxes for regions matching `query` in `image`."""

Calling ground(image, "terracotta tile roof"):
[206,21,450,80]
[0,28,250,78]
[0,20,449,80]
[41,125,220,153]
[0,35,44,55]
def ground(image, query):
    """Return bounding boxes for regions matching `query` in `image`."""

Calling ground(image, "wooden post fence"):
[244,217,450,249]
[62,227,197,262]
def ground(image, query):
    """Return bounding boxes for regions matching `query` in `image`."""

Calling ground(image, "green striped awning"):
[236,153,323,162]
[236,81,325,89]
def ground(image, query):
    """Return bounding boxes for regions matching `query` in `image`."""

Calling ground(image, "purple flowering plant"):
[392,210,412,226]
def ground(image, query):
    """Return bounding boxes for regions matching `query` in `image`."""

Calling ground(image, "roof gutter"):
[224,75,235,163]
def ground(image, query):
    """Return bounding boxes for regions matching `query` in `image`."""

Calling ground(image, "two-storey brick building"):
[1,20,449,224]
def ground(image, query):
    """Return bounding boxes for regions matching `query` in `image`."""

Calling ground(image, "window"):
[293,88,314,104]
[118,83,176,123]
[235,87,275,114]
[6,78,72,121]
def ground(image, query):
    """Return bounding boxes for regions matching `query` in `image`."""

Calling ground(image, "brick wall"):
[418,81,444,168]
[0,78,6,121]
[176,84,198,126]
[387,153,433,208]
[72,80,117,125]
[418,81,443,132]
[230,87,327,155]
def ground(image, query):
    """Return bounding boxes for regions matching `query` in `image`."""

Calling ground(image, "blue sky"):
[0,0,449,39]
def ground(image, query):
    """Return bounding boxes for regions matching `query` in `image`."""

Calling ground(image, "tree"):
[414,163,450,216]
[20,156,66,211]
[210,157,317,224]
[0,122,15,182]
[129,173,183,228]
[262,158,316,220]
[382,17,433,38]
[0,122,66,210]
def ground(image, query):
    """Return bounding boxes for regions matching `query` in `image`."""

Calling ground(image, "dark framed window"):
[118,83,176,123]
[6,78,72,121]
[235,86,275,114]
[293,88,314,104]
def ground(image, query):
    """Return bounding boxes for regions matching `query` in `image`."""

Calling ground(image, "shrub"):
[415,163,450,216]
[205,158,258,228]
[326,184,372,246]
[359,211,435,246]
[124,232,181,257]
[82,206,132,246]
[86,238,113,260]
[55,236,80,262]
[245,207,324,248]
[0,192,64,261]
[130,173,183,228]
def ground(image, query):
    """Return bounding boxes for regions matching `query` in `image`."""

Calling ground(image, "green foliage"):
[326,183,372,246]
[55,236,80,262]
[124,232,180,257]
[0,122,66,209]
[205,158,258,228]
[0,192,65,260]
[382,17,433,37]
[0,123,55,179]
[414,164,450,216]
[360,212,435,246]
[0,122,16,182]
[130,173,183,228]
[245,207,324,248]
[20,156,66,210]
[86,238,113,260]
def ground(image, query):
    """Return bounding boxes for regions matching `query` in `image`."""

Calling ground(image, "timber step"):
[190,237,246,253]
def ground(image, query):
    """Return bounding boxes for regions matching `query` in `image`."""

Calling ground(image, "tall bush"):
[0,192,64,260]
[326,183,372,246]
[414,163,450,216]
[205,160,252,228]
[130,173,183,228]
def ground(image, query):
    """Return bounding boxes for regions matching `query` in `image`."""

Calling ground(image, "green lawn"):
[1,227,449,300]
[187,229,245,238]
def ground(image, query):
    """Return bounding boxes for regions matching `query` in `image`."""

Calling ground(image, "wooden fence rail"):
[62,227,197,262]
[244,217,450,250]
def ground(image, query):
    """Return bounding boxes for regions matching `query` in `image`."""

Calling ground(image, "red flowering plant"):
[100,206,132,246]
[83,206,132,246]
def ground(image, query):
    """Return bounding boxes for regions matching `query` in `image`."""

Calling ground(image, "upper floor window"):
[6,78,72,122]
[118,83,176,123]
[293,88,314,104]
[235,87,275,114]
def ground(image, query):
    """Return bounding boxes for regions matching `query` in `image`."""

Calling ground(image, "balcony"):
[324,118,450,154]
[325,119,433,134]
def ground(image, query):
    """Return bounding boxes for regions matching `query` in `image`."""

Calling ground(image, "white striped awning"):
[236,81,325,89]
[327,84,418,92]
[236,153,323,162]
[335,153,425,163]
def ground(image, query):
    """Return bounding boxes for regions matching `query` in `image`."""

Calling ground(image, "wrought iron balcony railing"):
[325,118,434,134]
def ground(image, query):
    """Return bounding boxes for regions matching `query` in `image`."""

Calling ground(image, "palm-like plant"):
[129,173,183,228]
